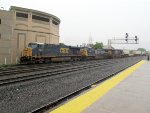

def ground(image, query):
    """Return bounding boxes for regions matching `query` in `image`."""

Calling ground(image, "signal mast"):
[108,33,139,45]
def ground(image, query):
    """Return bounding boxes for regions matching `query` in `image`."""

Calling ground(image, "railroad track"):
[0,60,108,75]
[0,57,144,86]
[0,59,121,85]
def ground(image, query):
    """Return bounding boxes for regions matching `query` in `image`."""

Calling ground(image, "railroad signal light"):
[125,33,128,42]
[135,36,138,43]
[125,33,128,38]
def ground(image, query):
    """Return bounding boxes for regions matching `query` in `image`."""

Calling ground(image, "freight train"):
[20,42,124,64]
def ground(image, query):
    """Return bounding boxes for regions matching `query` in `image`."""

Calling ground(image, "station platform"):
[49,60,150,113]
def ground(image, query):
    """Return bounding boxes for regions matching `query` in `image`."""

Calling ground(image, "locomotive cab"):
[21,43,39,57]
[80,48,88,57]
[80,47,95,60]
[20,42,44,64]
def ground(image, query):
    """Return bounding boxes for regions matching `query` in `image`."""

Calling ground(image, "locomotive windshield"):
[28,43,38,49]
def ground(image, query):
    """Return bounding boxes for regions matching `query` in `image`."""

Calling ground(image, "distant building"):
[0,6,60,64]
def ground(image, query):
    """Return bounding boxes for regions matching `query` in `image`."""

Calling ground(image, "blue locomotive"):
[20,42,96,64]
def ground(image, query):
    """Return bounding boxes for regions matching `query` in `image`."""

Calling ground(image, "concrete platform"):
[82,60,150,113]
[50,60,150,113]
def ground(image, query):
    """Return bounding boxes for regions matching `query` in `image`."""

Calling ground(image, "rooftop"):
[10,6,60,23]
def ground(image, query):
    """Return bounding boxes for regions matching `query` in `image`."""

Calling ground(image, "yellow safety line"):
[50,60,145,113]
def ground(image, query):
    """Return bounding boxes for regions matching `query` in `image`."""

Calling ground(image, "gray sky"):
[1,0,150,50]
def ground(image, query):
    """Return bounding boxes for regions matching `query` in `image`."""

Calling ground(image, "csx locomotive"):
[20,42,124,64]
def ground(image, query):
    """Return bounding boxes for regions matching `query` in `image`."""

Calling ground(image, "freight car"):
[20,42,124,64]
[95,49,124,59]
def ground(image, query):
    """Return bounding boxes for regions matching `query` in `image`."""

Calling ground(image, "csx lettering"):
[60,48,69,53]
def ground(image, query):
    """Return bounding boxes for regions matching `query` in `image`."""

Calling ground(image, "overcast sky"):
[1,0,150,50]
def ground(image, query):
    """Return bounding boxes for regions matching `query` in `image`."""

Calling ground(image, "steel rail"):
[0,59,120,85]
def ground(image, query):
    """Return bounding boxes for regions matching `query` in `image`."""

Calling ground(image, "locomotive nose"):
[22,48,32,57]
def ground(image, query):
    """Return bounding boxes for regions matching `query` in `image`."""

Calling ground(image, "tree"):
[92,42,103,49]
[137,48,146,51]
